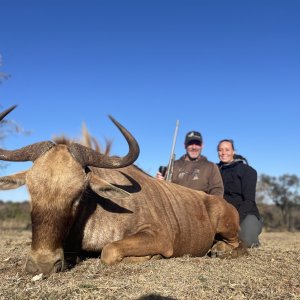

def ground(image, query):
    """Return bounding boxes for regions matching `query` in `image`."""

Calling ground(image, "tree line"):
[257,174,300,231]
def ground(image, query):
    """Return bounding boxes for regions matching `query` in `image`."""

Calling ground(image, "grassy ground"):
[0,230,299,300]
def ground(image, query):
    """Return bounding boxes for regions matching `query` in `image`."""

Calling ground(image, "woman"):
[217,139,263,247]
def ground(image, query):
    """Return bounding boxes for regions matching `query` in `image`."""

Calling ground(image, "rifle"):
[164,120,179,182]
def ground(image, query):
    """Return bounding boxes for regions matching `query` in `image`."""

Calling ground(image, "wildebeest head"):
[0,106,139,275]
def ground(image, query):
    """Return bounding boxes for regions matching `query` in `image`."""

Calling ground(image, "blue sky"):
[1,0,300,201]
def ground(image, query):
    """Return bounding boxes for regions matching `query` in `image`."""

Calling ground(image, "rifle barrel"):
[165,120,179,181]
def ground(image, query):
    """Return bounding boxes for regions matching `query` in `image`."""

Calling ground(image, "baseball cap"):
[184,131,203,145]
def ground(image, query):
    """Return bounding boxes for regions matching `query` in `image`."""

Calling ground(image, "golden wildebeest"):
[0,106,245,275]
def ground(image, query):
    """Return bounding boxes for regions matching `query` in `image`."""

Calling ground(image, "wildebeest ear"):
[88,173,131,199]
[0,171,27,190]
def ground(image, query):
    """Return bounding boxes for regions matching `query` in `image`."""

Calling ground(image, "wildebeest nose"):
[25,258,39,274]
[25,257,64,275]
[53,259,64,273]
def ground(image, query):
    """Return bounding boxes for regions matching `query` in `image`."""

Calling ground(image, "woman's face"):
[218,141,235,163]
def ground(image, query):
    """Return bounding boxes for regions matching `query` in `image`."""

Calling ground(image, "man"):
[157,131,224,196]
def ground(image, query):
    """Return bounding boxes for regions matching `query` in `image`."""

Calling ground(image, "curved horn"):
[0,106,55,162]
[0,105,18,120]
[69,116,140,168]
[0,142,55,162]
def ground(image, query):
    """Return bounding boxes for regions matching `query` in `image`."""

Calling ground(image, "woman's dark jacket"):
[217,159,260,222]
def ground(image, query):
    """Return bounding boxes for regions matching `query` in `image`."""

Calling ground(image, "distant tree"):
[259,174,300,231]
[0,105,30,170]
[256,177,271,205]
[0,55,29,170]
[0,54,10,83]
[0,55,11,168]
[0,72,10,83]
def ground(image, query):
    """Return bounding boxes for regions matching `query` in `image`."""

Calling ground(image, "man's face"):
[185,140,203,160]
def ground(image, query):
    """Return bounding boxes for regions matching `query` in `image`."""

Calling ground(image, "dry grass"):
[0,230,299,300]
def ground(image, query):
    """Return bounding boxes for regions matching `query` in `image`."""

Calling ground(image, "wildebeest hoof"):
[209,241,234,258]
[209,241,248,259]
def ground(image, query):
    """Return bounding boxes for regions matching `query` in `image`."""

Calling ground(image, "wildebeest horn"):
[0,106,55,161]
[69,115,140,168]
[0,105,18,120]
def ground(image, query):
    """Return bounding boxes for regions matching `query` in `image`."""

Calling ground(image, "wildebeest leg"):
[122,254,163,263]
[210,204,248,258]
[101,230,173,265]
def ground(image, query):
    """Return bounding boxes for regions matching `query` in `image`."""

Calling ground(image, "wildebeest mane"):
[52,122,112,155]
